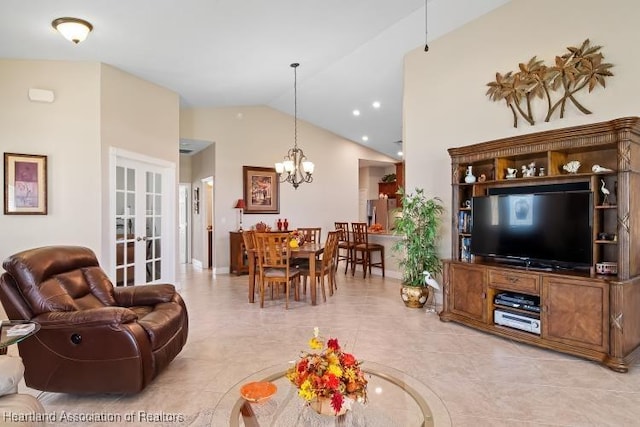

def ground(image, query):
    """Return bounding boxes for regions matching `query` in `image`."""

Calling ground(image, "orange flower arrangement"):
[286,327,368,414]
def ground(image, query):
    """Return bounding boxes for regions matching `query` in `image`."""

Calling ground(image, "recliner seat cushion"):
[136,302,185,350]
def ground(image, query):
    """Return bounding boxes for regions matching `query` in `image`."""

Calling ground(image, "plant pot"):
[400,284,430,308]
[309,396,348,416]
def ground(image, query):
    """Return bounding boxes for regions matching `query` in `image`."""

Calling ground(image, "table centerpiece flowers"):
[289,229,305,248]
[286,327,368,416]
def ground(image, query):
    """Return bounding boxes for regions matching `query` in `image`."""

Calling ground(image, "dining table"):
[247,242,325,306]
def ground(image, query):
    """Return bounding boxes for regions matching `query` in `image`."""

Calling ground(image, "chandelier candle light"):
[275,63,315,190]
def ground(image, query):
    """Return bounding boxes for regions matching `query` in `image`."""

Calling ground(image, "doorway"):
[202,177,214,270]
[179,184,191,264]
[110,148,176,286]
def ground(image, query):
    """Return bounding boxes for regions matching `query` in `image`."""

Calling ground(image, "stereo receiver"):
[494,309,541,335]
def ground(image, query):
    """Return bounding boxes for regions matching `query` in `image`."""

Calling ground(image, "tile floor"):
[9,264,640,426]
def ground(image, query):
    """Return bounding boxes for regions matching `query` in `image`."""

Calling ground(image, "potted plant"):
[392,188,445,308]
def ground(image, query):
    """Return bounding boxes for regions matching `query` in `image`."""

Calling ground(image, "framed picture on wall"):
[4,152,48,215]
[243,166,280,214]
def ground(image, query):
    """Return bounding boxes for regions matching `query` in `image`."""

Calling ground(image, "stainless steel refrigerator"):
[366,198,398,231]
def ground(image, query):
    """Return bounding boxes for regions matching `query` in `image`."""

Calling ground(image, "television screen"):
[470,191,592,268]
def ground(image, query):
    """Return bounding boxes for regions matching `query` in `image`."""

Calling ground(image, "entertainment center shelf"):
[440,117,640,372]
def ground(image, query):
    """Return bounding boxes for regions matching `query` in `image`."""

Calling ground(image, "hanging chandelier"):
[275,63,314,190]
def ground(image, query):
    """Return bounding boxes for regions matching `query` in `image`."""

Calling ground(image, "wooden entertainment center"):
[440,117,640,372]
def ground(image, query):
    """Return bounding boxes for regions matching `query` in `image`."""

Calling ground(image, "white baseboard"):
[192,259,203,270]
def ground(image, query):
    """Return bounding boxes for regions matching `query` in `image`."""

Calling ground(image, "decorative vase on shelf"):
[309,396,349,417]
[283,219,289,231]
[464,165,476,183]
[277,218,283,231]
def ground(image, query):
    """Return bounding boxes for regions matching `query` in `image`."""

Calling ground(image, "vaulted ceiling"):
[0,0,510,158]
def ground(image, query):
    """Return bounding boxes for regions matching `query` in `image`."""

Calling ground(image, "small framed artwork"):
[193,187,200,214]
[243,166,280,214]
[4,153,48,215]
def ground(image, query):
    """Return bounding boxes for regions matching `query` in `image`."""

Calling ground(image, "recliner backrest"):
[2,246,117,315]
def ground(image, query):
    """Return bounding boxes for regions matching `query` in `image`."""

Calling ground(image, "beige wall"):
[180,105,396,271]
[0,59,101,267]
[179,154,193,183]
[99,64,180,274]
[404,0,640,261]
[0,60,179,279]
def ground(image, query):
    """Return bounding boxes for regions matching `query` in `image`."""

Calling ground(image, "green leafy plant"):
[392,188,445,286]
[380,173,396,183]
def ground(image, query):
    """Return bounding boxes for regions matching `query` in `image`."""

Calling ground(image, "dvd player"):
[494,309,541,335]
[494,292,540,313]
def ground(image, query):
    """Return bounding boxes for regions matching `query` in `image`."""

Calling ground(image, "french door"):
[112,150,175,287]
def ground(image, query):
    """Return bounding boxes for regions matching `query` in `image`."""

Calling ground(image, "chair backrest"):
[351,222,369,246]
[322,231,340,269]
[254,232,291,269]
[241,230,256,251]
[297,227,321,244]
[1,246,117,315]
[334,222,350,243]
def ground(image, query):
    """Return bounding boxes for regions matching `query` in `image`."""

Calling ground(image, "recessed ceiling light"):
[352,109,360,116]
[372,101,381,109]
[362,136,369,142]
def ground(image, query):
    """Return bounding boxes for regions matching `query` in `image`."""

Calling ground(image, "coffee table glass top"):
[0,320,40,349]
[218,361,451,427]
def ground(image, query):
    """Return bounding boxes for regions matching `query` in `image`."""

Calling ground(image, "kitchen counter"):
[365,232,401,279]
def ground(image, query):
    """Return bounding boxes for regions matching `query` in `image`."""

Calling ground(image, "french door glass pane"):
[115,166,136,287]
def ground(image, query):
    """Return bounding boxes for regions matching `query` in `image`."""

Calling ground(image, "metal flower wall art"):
[486,39,614,128]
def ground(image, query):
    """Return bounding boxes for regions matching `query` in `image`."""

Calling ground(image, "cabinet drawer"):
[489,269,539,294]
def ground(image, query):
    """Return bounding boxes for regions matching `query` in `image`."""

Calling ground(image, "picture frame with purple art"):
[4,153,48,215]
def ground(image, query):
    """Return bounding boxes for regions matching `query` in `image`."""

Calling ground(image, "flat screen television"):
[470,191,593,270]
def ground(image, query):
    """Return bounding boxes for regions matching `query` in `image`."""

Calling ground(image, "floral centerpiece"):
[289,229,305,248]
[286,327,368,415]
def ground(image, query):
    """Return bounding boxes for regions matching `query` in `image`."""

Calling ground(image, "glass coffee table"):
[215,361,451,426]
[0,320,40,355]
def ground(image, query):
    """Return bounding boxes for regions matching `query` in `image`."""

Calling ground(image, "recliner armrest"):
[33,307,137,327]
[113,284,176,307]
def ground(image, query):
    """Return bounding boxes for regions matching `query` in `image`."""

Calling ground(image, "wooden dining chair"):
[241,230,257,299]
[351,222,385,278]
[299,231,339,302]
[334,222,353,275]
[297,227,322,244]
[254,232,301,309]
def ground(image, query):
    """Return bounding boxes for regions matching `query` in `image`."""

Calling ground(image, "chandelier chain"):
[424,0,429,52]
[293,63,298,149]
[274,62,314,189]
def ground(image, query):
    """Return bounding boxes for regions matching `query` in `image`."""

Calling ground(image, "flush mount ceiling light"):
[275,63,314,190]
[52,17,93,44]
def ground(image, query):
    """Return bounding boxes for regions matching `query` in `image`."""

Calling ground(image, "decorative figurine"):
[538,167,545,176]
[464,165,476,183]
[592,164,614,173]
[600,179,610,205]
[563,160,581,174]
[506,168,517,179]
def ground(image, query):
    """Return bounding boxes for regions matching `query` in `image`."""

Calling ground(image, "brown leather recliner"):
[0,246,188,394]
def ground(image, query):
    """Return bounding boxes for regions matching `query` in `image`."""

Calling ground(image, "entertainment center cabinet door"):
[445,262,488,323]
[541,276,609,353]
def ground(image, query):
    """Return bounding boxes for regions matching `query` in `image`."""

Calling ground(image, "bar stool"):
[351,222,385,278]
[334,222,353,275]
